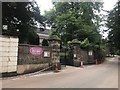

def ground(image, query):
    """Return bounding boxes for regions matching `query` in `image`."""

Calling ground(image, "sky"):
[35,0,53,15]
[36,0,118,15]
[103,0,118,11]
[35,0,118,38]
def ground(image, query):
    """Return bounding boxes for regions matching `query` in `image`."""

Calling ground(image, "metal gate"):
[60,47,74,66]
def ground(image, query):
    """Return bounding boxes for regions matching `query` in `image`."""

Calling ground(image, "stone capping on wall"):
[19,43,51,48]
[0,35,18,39]
[48,35,61,41]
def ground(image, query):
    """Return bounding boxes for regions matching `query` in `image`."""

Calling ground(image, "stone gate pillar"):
[88,49,94,64]
[71,39,81,67]
[48,35,61,69]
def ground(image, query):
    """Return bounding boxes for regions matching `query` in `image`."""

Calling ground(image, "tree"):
[2,1,45,45]
[42,39,49,46]
[44,2,103,46]
[107,1,120,51]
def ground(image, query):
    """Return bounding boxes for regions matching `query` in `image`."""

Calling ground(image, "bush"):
[42,39,49,46]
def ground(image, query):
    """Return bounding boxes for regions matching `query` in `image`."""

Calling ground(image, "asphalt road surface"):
[1,56,118,88]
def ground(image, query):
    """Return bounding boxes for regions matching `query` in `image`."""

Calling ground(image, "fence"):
[60,47,73,66]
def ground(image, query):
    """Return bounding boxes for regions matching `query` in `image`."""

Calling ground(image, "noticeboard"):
[88,50,93,56]
[44,51,50,57]
[74,54,77,58]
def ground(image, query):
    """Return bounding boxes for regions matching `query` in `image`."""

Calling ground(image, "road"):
[1,56,118,88]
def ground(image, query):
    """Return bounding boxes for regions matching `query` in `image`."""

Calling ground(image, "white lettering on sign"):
[29,47,43,56]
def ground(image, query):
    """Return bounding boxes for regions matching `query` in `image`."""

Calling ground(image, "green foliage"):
[107,1,120,50]
[2,2,45,45]
[28,28,39,45]
[116,50,120,55]
[100,45,106,53]
[70,39,81,44]
[42,39,49,46]
[44,2,103,46]
[80,38,90,49]
[49,35,60,40]
[68,38,92,49]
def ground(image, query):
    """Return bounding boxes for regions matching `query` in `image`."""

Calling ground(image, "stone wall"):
[0,35,18,77]
[17,44,52,74]
[73,45,81,66]
[80,50,88,64]
[71,41,95,66]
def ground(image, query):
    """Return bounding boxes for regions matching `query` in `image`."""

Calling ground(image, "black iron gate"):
[60,47,73,66]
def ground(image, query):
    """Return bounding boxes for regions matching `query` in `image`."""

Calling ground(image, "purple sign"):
[29,47,43,56]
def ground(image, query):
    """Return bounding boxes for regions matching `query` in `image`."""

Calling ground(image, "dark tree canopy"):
[107,1,120,51]
[2,2,45,45]
[42,39,49,46]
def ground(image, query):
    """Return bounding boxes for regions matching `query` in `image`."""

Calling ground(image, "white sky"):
[35,0,53,15]
[35,0,118,38]
[103,0,118,11]
[36,0,118,15]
